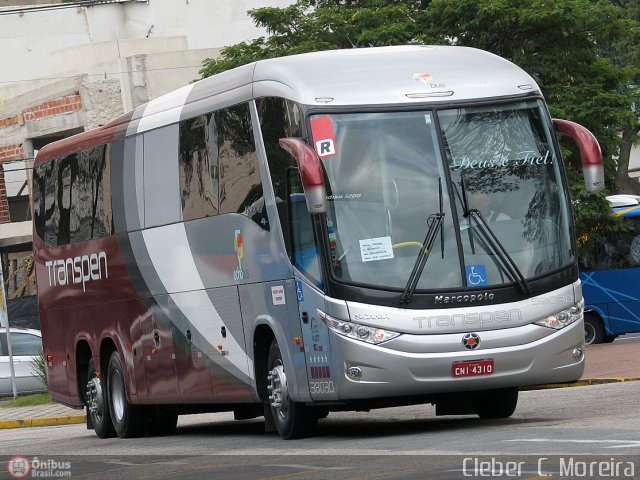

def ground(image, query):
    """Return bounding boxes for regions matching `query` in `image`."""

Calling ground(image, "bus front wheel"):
[107,351,150,438]
[584,314,605,345]
[266,338,316,439]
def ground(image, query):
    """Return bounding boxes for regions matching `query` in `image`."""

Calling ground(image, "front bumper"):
[325,319,585,400]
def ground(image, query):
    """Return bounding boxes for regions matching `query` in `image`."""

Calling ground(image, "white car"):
[0,328,46,397]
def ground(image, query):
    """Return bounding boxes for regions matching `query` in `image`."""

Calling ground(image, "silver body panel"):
[297,281,584,402]
[328,319,584,399]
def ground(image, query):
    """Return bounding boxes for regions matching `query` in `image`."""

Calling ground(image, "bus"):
[580,194,640,344]
[32,45,603,440]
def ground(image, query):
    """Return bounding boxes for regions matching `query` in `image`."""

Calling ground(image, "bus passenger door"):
[295,277,338,401]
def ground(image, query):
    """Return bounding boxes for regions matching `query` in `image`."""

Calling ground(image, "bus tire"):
[266,338,317,439]
[472,387,518,419]
[107,350,149,438]
[584,314,605,345]
[86,358,116,438]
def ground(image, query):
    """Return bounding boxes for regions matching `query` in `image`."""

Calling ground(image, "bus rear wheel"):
[472,387,518,419]
[584,314,605,345]
[107,351,150,438]
[86,358,115,438]
[266,338,316,439]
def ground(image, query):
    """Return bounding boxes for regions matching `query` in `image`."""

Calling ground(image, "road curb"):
[523,377,640,391]
[0,414,86,429]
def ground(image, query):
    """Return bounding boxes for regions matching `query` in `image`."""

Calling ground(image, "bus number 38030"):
[310,381,335,394]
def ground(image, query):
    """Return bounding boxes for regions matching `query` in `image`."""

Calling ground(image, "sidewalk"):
[1,339,638,429]
[0,402,85,429]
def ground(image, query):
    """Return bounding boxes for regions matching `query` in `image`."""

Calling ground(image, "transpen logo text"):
[45,251,108,292]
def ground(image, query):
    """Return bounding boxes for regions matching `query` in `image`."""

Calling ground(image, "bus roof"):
[35,45,540,164]
[135,45,540,135]
[251,45,539,107]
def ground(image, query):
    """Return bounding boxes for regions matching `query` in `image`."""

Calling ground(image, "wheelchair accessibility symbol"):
[295,280,304,302]
[465,265,488,286]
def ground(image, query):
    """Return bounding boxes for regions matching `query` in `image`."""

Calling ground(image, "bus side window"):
[217,103,269,230]
[256,97,305,252]
[56,153,79,246]
[179,114,219,221]
[73,145,113,243]
[288,169,321,286]
[33,163,56,244]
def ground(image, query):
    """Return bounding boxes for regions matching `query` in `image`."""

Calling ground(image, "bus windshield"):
[314,100,573,291]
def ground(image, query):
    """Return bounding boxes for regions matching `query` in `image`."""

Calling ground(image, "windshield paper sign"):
[360,236,394,262]
[310,115,338,158]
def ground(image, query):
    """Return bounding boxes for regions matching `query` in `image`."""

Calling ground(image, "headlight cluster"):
[318,310,400,344]
[534,300,584,330]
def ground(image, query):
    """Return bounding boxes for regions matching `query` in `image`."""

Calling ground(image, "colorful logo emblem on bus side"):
[233,229,246,280]
[412,73,446,89]
[413,73,433,83]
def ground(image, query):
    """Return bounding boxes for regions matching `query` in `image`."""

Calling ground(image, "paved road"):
[1,381,638,479]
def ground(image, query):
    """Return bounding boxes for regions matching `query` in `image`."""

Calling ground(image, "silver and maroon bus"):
[32,46,603,439]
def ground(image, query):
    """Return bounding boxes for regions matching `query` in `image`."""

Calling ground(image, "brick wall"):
[22,94,82,121]
[0,93,83,133]
[0,143,25,163]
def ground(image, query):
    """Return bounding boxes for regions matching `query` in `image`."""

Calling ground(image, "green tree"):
[423,0,639,246]
[609,0,640,197]
[200,0,640,249]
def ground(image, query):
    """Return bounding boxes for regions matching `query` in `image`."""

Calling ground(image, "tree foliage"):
[199,0,640,250]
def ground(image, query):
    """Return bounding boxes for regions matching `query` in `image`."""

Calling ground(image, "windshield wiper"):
[455,178,530,295]
[398,179,445,305]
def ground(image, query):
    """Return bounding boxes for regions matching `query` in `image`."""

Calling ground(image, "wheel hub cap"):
[86,377,104,415]
[267,364,289,414]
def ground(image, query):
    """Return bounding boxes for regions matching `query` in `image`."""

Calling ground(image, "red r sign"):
[310,115,338,158]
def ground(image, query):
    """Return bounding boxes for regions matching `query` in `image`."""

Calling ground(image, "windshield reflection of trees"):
[443,107,561,246]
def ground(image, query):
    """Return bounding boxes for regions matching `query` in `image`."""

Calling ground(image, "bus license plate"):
[452,359,494,378]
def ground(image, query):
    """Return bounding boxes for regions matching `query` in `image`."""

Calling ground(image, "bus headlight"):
[318,310,400,344]
[534,300,584,330]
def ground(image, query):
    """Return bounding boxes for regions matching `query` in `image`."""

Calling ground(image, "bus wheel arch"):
[584,312,606,345]
[75,340,92,404]
[253,324,275,404]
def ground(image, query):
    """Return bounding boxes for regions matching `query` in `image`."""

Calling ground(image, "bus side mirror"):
[279,137,327,214]
[553,119,604,193]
